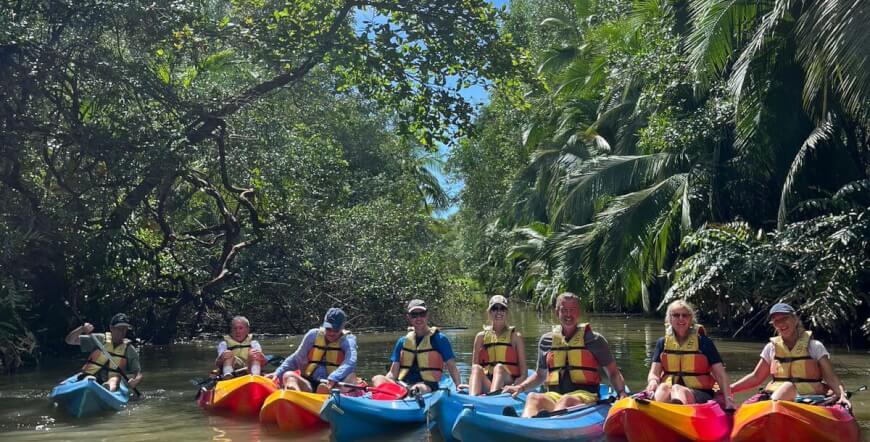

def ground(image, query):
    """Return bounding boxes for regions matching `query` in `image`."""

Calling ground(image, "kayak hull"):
[604,397,730,442]
[731,400,859,442]
[197,375,276,417]
[320,378,453,441]
[451,399,611,441]
[49,374,129,418]
[430,389,526,441]
[259,389,328,432]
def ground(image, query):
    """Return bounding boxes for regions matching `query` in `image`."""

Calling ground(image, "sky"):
[432,0,510,218]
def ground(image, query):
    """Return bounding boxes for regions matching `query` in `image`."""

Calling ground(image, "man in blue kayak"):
[266,307,359,393]
[503,292,628,417]
[64,313,143,392]
[372,299,463,394]
[215,315,267,376]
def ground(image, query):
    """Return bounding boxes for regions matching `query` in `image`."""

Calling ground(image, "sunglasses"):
[409,311,427,319]
[489,306,507,312]
[670,312,691,319]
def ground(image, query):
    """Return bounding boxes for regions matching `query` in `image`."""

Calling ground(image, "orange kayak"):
[604,397,730,442]
[731,400,859,442]
[259,389,328,432]
[197,375,277,417]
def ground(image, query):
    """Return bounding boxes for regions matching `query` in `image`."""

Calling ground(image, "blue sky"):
[433,0,510,218]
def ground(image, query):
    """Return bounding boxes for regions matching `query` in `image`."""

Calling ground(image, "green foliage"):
[666,209,870,344]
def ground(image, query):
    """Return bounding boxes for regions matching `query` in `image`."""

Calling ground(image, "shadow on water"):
[0,305,868,440]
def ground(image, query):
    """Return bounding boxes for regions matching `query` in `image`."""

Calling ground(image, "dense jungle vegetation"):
[1,0,868,371]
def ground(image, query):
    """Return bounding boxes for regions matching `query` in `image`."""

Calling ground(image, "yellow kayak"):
[197,375,277,417]
[259,389,328,432]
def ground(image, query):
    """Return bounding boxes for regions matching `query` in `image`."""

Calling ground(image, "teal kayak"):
[319,378,454,441]
[451,384,615,442]
[430,370,535,441]
[49,374,129,418]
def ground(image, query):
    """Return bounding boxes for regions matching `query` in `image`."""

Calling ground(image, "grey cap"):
[488,295,508,309]
[768,303,796,318]
[322,308,346,329]
[406,299,427,313]
[110,313,132,329]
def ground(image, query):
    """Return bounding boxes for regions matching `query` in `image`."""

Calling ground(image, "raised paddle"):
[90,334,143,399]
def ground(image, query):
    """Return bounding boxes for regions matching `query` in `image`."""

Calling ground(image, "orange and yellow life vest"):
[546,324,601,393]
[224,334,252,368]
[82,332,128,380]
[398,327,444,383]
[304,328,348,378]
[660,325,717,391]
[765,331,825,395]
[478,325,521,377]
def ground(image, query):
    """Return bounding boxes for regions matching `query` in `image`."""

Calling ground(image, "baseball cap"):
[768,303,796,318]
[110,313,132,328]
[322,307,346,329]
[488,295,508,309]
[406,299,427,313]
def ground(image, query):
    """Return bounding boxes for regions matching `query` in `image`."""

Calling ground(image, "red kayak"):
[197,375,277,417]
[604,397,731,442]
[731,400,859,442]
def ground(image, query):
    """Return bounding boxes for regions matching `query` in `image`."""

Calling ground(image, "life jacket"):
[546,324,600,393]
[477,325,520,377]
[82,332,128,380]
[223,334,252,368]
[398,327,444,383]
[304,328,348,378]
[765,331,825,395]
[660,325,717,391]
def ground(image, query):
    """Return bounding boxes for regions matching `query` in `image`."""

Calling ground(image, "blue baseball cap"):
[322,308,346,329]
[768,303,796,318]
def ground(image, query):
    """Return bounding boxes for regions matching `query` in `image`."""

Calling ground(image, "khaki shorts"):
[542,389,598,403]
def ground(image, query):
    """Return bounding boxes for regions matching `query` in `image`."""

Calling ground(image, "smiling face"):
[556,296,581,331]
[230,319,250,342]
[324,327,343,343]
[668,306,693,338]
[406,309,428,331]
[770,313,798,340]
[488,304,507,325]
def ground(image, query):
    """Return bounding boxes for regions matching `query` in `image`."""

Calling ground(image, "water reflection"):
[0,307,867,441]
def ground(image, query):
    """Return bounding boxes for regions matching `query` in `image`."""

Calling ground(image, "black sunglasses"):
[489,305,507,312]
[409,311,427,318]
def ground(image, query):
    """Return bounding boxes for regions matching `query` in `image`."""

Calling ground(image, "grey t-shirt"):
[80,334,142,375]
[535,328,614,371]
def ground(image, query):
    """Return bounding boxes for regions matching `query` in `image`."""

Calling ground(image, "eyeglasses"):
[670,312,691,319]
[409,311,427,319]
[489,306,507,312]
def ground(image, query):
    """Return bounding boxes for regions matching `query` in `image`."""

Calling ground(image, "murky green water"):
[1,307,868,441]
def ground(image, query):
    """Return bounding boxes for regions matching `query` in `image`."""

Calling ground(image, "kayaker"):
[644,300,736,409]
[730,303,851,408]
[468,295,528,396]
[502,292,628,417]
[266,307,359,393]
[372,299,462,394]
[216,316,267,376]
[64,313,143,392]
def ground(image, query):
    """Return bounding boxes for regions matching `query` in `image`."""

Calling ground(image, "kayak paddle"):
[532,396,615,418]
[91,334,143,399]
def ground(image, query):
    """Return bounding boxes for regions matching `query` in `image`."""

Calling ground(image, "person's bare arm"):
[731,358,770,393]
[513,332,528,385]
[603,361,628,399]
[65,323,94,345]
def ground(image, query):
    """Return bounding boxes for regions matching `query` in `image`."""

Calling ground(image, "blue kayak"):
[320,377,454,441]
[451,384,614,442]
[430,369,535,441]
[49,374,129,418]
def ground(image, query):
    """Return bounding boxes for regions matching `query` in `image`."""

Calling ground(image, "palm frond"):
[777,114,835,229]
[687,0,760,90]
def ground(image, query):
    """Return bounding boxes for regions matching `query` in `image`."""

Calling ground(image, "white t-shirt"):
[760,340,829,363]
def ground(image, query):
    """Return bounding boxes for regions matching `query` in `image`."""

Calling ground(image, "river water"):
[1,307,868,441]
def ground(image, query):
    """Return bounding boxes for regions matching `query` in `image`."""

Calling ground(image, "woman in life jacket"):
[215,316,267,377]
[730,303,851,409]
[468,295,527,395]
[645,300,735,410]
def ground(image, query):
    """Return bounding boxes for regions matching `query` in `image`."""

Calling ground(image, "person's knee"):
[372,375,390,386]
[471,364,485,375]
[493,364,511,377]
[557,396,583,409]
[771,382,797,400]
